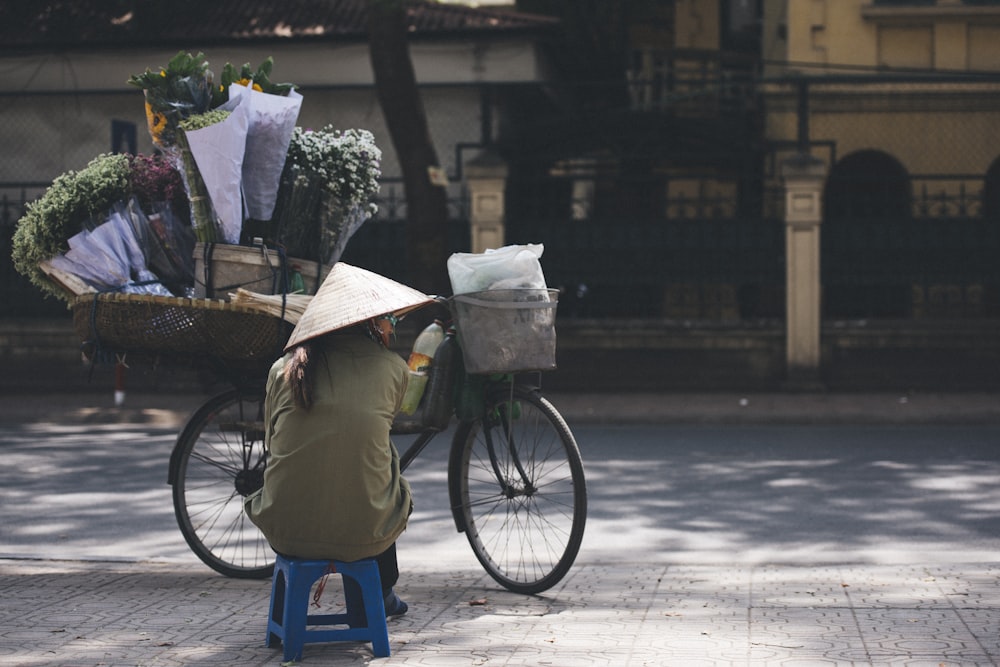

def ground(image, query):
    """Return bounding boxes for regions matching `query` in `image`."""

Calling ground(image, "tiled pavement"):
[1,558,998,666]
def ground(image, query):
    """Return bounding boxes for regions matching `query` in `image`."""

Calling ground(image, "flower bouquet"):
[178,106,248,243]
[128,51,213,151]
[10,150,290,368]
[10,53,312,368]
[11,153,194,301]
[273,126,382,265]
[128,53,300,245]
[219,58,302,223]
[129,52,221,242]
[46,200,174,297]
[129,154,196,289]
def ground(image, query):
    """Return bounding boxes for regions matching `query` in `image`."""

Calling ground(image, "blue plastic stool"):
[266,555,390,660]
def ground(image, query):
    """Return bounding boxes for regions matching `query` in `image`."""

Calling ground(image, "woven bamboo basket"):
[71,292,293,374]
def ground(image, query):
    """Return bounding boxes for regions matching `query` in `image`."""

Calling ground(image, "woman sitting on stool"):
[245,262,433,616]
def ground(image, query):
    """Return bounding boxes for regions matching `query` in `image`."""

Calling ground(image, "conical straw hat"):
[284,262,433,351]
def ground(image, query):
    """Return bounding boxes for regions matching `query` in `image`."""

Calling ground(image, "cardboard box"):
[193,242,330,300]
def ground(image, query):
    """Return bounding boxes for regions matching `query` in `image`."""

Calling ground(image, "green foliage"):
[212,56,297,107]
[11,154,132,300]
[514,0,662,89]
[127,51,213,147]
[127,50,213,112]
[178,109,231,132]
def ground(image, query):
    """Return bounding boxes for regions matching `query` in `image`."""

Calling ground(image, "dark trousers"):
[373,543,399,596]
[276,543,399,597]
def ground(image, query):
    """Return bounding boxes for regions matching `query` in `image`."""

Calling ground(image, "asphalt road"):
[2,418,999,570]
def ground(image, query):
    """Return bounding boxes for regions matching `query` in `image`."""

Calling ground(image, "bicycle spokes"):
[483,398,538,497]
[171,390,273,579]
[453,385,587,594]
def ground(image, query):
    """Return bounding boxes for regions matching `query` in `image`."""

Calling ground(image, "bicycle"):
[166,297,588,595]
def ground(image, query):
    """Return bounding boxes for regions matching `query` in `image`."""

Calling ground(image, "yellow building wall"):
[815,110,999,175]
[765,92,1000,175]
[782,0,877,69]
[774,0,1000,72]
[762,0,1000,181]
[969,25,1000,70]
[674,0,720,50]
[671,2,1000,182]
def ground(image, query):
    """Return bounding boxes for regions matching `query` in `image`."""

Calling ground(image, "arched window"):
[822,150,912,318]
[824,150,910,220]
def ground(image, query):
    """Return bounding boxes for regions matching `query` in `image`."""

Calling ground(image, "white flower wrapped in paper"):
[181,97,250,244]
[229,83,303,221]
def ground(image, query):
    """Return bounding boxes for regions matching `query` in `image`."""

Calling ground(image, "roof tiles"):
[0,0,557,50]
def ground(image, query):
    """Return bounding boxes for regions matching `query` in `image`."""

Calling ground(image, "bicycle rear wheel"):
[169,389,273,579]
[450,384,587,594]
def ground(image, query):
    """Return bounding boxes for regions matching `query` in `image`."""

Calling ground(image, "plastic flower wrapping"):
[47,200,175,296]
[178,107,246,243]
[11,153,195,301]
[128,51,214,150]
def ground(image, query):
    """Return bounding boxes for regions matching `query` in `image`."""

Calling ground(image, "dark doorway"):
[822,150,912,318]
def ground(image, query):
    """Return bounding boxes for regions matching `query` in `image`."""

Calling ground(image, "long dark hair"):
[283,341,316,410]
[282,320,386,409]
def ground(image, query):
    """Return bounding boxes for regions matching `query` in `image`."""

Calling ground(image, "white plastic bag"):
[447,244,546,295]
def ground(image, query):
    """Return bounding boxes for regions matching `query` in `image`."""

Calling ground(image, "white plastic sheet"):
[446,244,547,295]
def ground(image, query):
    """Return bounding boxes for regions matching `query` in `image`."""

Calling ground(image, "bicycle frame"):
[395,378,540,532]
[398,430,436,473]
[166,297,586,592]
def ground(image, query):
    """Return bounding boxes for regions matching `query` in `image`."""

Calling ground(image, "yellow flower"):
[236,78,263,92]
[144,101,168,146]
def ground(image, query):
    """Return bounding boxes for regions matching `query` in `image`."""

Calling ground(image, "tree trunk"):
[368,0,450,296]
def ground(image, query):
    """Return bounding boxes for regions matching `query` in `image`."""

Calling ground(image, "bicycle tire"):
[170,389,274,579]
[450,384,587,594]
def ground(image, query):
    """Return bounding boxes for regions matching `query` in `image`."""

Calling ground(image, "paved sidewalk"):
[1,558,998,666]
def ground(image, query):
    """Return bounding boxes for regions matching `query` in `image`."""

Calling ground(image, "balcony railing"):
[627,48,760,116]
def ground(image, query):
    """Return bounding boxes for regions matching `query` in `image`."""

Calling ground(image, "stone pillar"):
[465,150,508,253]
[781,155,827,386]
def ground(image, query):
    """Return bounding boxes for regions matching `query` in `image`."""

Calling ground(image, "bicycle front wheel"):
[169,389,273,579]
[450,384,587,594]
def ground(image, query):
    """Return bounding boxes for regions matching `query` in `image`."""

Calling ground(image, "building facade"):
[3,0,1000,389]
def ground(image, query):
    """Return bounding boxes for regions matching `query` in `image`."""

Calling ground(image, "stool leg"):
[266,567,286,648]
[281,563,323,662]
[343,575,368,628]
[361,581,390,657]
[342,562,390,658]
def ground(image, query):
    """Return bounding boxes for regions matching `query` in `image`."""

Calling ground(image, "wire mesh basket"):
[449,288,558,374]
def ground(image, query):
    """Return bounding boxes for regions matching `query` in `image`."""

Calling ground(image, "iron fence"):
[5,71,1000,321]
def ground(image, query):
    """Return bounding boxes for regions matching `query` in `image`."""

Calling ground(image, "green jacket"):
[245,334,412,561]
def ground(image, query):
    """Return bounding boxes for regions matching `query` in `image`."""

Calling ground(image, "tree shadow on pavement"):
[578,423,1000,565]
